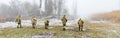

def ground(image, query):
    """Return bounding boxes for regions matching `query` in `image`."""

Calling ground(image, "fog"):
[66,0,120,18]
[76,0,120,18]
[0,0,120,19]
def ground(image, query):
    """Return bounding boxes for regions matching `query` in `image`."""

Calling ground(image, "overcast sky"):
[0,0,120,18]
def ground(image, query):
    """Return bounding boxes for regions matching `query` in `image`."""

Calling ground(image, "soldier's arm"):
[34,19,37,21]
[47,20,49,23]
[66,19,67,22]
[82,21,84,24]
[66,18,67,22]
[78,21,79,24]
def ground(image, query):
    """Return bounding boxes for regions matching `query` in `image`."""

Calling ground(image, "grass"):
[0,23,119,38]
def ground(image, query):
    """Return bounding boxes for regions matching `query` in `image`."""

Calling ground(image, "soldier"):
[78,18,84,31]
[44,18,49,29]
[31,16,37,29]
[15,15,22,28]
[61,15,67,31]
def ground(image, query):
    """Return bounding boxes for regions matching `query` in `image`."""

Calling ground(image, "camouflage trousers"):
[63,24,66,31]
[45,24,49,29]
[79,25,83,31]
[32,23,36,29]
[17,23,22,28]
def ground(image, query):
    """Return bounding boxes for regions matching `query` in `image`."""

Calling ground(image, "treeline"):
[0,0,69,22]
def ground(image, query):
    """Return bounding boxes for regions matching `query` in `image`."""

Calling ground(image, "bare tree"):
[43,0,68,17]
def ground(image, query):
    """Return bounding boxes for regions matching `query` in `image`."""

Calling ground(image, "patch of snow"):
[0,20,32,28]
[22,20,31,26]
[49,19,76,26]
[0,19,76,28]
[83,28,86,31]
[90,21,106,23]
[0,22,17,28]
[32,32,55,38]
[109,30,120,37]
[65,27,74,29]
[49,27,53,29]
[111,30,117,33]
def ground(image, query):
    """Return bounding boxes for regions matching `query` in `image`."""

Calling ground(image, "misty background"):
[0,0,120,22]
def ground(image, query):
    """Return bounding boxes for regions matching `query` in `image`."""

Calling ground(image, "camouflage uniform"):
[78,18,84,31]
[44,19,49,29]
[15,16,22,28]
[61,15,67,31]
[31,16,37,29]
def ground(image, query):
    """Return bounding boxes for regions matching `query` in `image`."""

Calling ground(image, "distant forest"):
[0,0,71,22]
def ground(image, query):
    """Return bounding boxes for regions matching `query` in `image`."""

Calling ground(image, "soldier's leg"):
[62,24,66,31]
[80,25,81,31]
[79,25,80,31]
[45,24,48,29]
[20,23,22,28]
[45,24,46,29]
[81,25,83,31]
[64,23,66,26]
[33,25,35,28]
[32,24,35,29]
[46,24,48,29]
[17,23,19,28]
[47,24,49,29]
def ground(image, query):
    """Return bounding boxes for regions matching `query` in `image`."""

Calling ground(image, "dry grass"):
[91,10,120,22]
[0,23,120,38]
